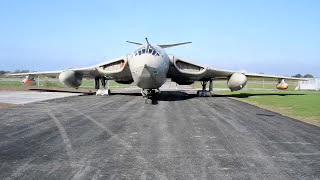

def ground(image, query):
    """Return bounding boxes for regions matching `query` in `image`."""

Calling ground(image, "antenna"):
[145,37,150,46]
[145,37,153,52]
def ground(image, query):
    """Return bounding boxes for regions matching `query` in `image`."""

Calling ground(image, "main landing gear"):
[141,89,161,104]
[95,77,110,96]
[197,79,213,97]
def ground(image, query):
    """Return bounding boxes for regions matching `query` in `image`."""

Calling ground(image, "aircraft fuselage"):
[128,45,169,89]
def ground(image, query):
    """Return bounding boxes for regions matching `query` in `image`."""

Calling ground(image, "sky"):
[0,0,319,77]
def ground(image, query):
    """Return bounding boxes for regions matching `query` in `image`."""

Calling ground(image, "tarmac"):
[0,91,83,104]
[0,90,320,179]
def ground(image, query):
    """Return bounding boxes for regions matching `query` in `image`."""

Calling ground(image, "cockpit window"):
[152,50,157,55]
[135,48,160,57]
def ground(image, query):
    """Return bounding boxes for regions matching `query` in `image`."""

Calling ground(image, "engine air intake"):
[176,60,204,72]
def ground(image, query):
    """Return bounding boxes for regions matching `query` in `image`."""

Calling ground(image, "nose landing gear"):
[197,79,213,97]
[141,89,161,103]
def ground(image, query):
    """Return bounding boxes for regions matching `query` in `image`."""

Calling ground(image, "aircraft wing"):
[206,68,306,80]
[6,55,133,82]
[168,55,306,84]
[6,67,98,78]
[6,70,63,78]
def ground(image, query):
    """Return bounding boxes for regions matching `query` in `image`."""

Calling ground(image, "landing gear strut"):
[95,77,110,96]
[197,79,213,97]
[141,89,161,103]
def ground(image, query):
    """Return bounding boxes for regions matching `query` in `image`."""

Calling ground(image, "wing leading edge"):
[168,55,307,84]
[207,68,306,81]
[6,56,134,88]
[6,67,98,78]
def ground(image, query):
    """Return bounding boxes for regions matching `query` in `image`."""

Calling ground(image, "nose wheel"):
[141,89,160,103]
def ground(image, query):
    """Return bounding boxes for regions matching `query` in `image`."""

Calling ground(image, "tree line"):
[0,70,30,76]
[292,74,314,78]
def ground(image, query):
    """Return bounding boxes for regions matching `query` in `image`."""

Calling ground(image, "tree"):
[303,74,313,78]
[292,74,302,78]
[13,70,30,73]
[0,70,10,76]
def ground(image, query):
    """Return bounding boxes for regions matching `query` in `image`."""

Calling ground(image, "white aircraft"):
[7,38,304,101]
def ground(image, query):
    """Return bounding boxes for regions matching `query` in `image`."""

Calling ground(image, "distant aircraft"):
[21,78,36,86]
[276,79,289,90]
[7,38,304,101]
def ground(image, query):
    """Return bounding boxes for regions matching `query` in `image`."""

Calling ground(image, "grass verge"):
[214,90,320,126]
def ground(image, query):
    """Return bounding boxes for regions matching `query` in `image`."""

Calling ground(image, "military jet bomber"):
[7,38,304,102]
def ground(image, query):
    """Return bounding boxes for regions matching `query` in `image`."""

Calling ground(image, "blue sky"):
[0,0,319,77]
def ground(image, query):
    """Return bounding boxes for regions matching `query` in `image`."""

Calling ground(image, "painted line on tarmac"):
[47,109,79,175]
[70,107,169,180]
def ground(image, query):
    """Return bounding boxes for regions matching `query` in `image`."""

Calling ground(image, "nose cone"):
[135,65,161,89]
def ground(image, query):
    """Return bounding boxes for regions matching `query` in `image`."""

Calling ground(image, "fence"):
[1,77,300,91]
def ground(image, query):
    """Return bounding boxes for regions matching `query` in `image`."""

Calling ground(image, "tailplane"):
[126,38,191,48]
[158,41,192,48]
[126,41,143,45]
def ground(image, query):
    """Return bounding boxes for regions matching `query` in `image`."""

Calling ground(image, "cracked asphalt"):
[0,91,319,179]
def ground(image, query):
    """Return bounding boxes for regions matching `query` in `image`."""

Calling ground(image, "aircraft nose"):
[135,65,160,89]
[137,65,150,79]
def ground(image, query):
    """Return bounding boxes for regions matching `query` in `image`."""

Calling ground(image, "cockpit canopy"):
[134,47,160,57]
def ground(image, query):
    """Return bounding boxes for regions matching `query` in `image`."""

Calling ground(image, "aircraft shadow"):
[28,88,305,104]
[151,92,305,104]
[111,91,196,103]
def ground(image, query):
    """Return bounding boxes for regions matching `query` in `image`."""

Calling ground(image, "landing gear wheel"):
[141,89,160,103]
[96,89,110,96]
[197,90,211,97]
[197,90,201,97]
[197,80,213,97]
[95,77,111,96]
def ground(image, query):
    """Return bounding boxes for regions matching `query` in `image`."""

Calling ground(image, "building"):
[296,78,320,91]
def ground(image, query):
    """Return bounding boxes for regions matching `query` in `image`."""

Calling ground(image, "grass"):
[80,80,129,88]
[0,81,23,86]
[215,90,320,121]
